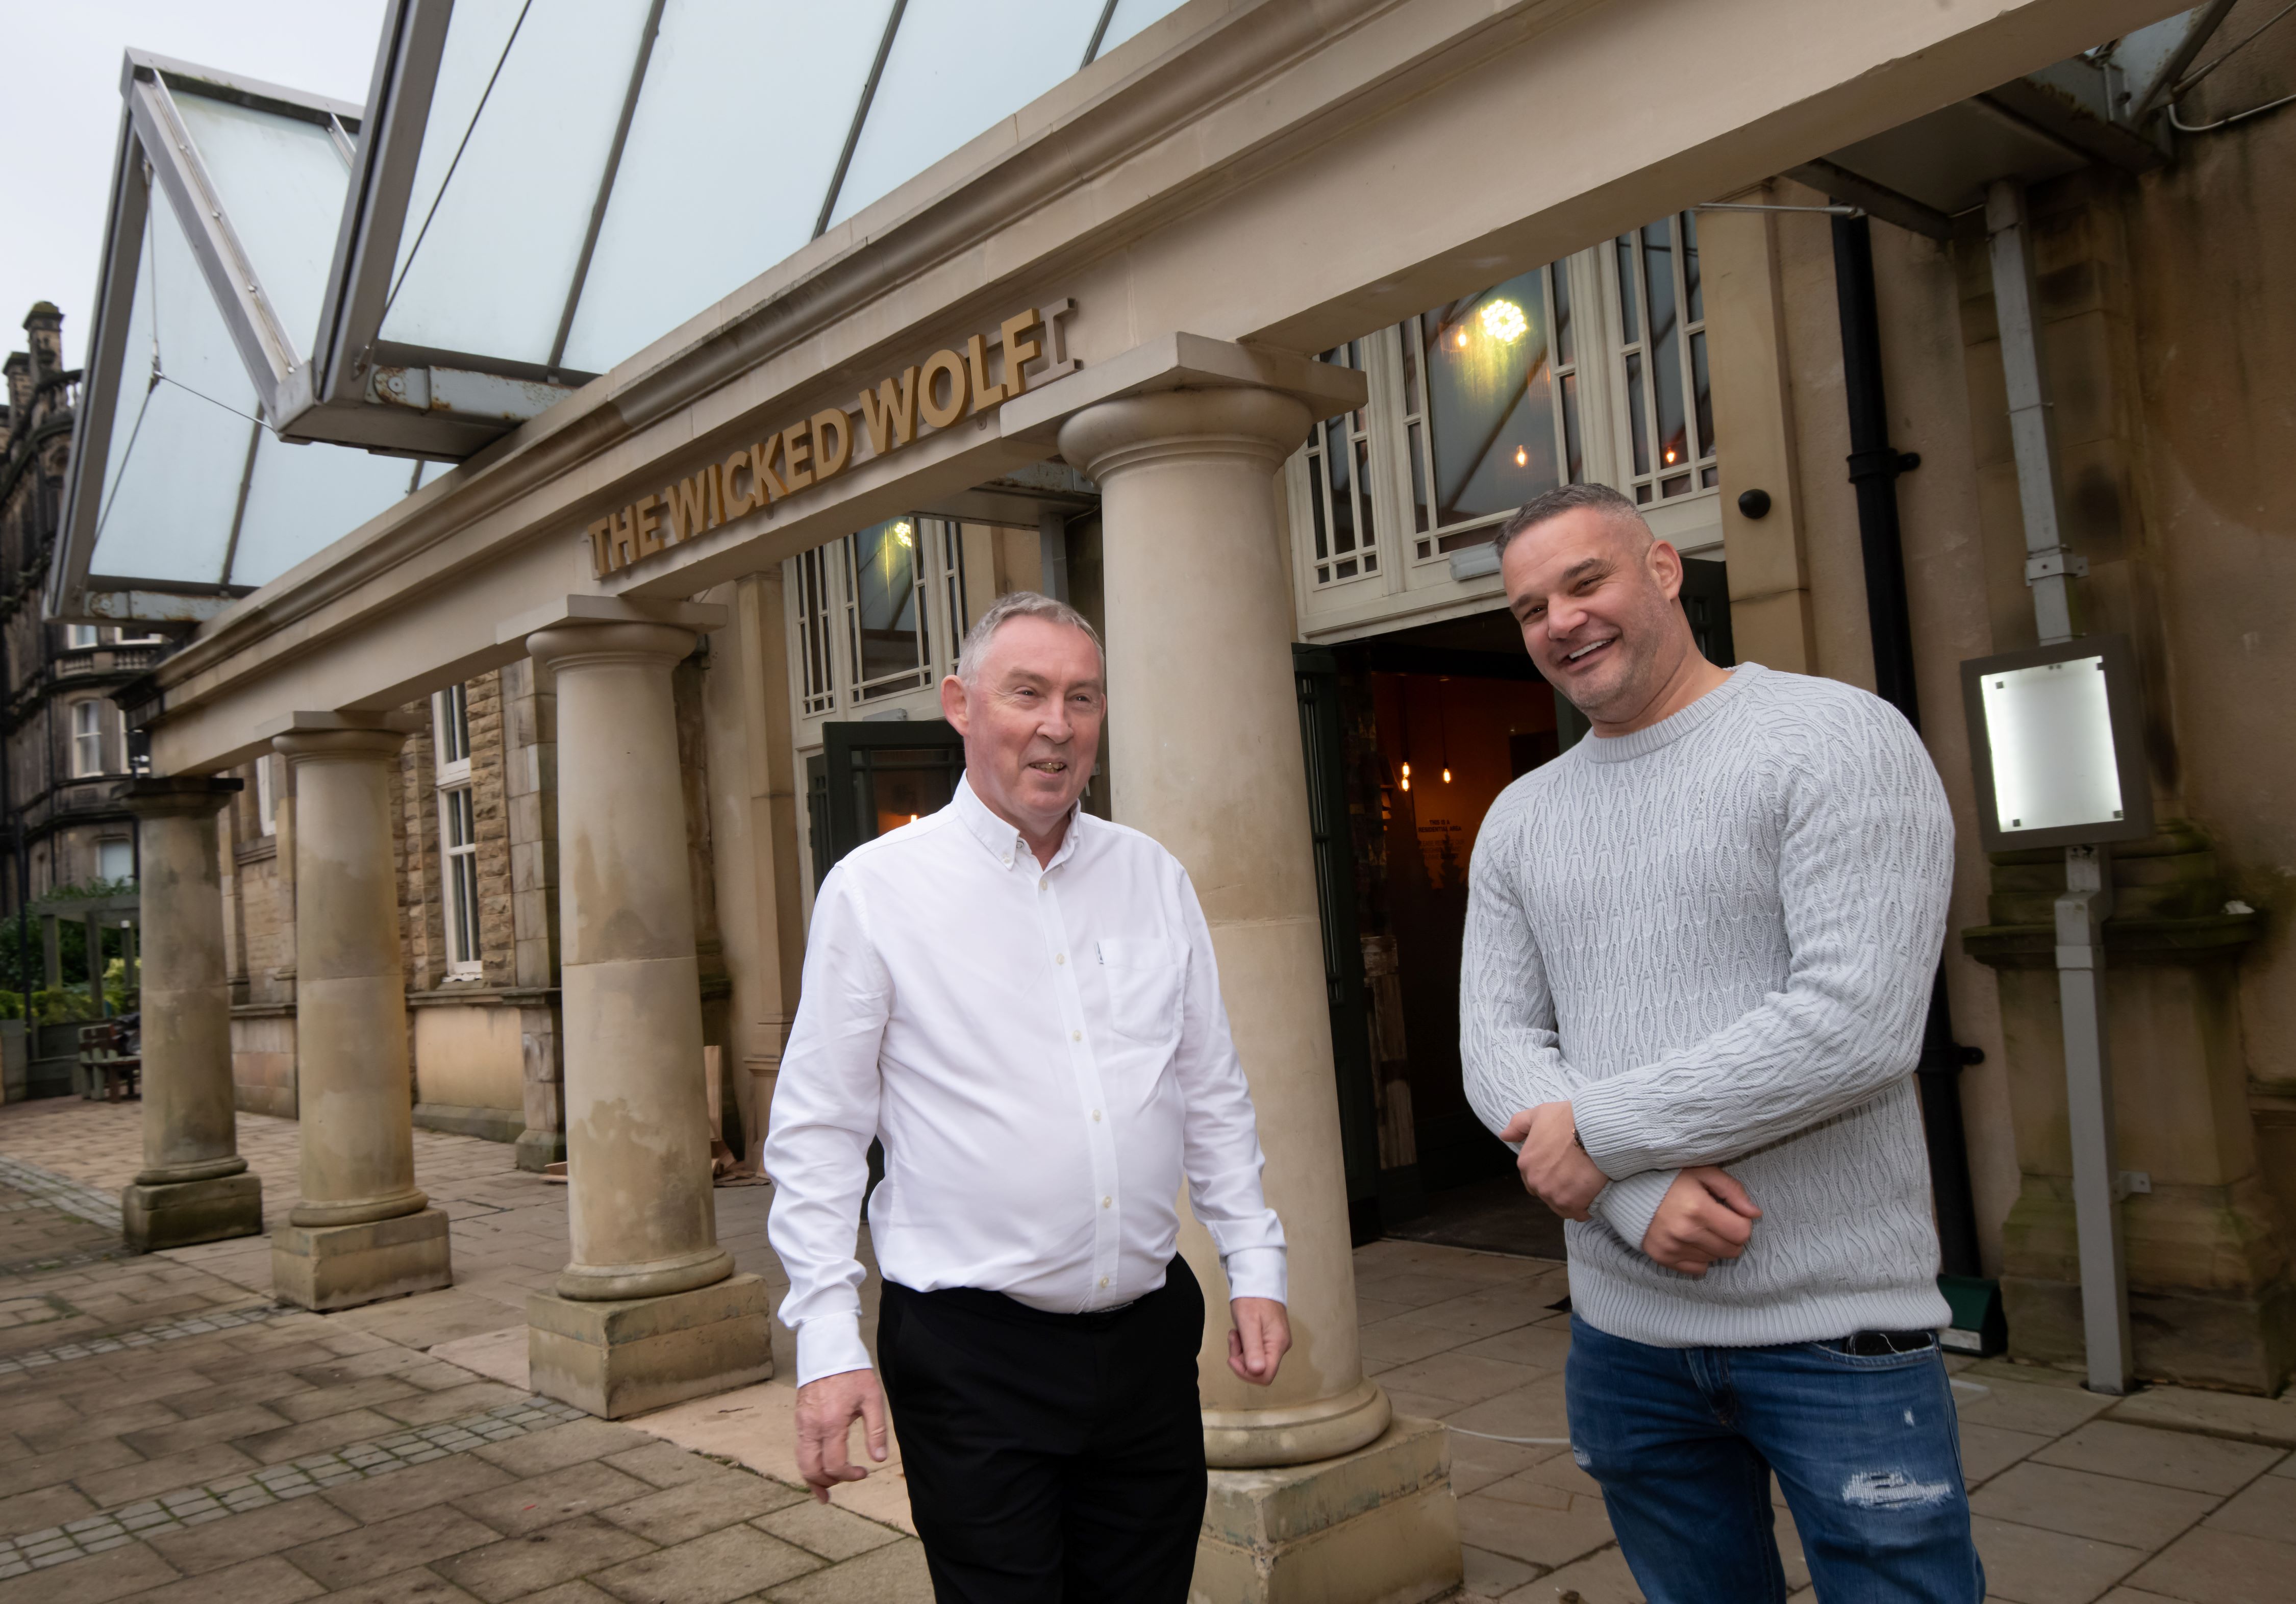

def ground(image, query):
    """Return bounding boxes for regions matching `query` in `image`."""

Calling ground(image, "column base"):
[121,1172,264,1252]
[272,1207,454,1311]
[527,1272,774,1419]
[1193,1415,1460,1604]
[514,1127,567,1172]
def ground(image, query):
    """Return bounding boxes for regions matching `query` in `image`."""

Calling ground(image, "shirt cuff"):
[1592,1169,1678,1256]
[793,1313,875,1389]
[1220,1246,1288,1306]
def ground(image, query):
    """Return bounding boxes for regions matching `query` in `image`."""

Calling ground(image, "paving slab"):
[592,1525,820,1604]
[2032,1421,2285,1496]
[430,1516,657,1604]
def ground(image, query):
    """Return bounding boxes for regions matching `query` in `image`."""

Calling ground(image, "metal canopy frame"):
[298,0,582,459]
[52,52,428,628]
[288,0,1155,461]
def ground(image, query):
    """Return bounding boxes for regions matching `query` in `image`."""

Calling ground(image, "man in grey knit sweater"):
[1461,483,1979,1602]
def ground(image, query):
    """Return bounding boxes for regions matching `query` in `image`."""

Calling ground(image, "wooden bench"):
[79,1021,140,1104]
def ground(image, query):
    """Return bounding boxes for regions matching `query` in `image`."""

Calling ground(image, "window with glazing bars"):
[797,545,839,716]
[941,520,971,650]
[1399,263,1582,559]
[70,700,105,776]
[433,684,481,978]
[845,517,931,701]
[1304,343,1381,587]
[1613,213,1716,505]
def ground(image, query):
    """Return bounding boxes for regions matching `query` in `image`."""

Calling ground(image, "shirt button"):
[1038,878,1047,890]
[1099,1276,1110,1289]
[1071,1030,1082,1043]
[1101,1196,1111,1209]
[1091,1110,1102,1121]
[1055,953,1066,965]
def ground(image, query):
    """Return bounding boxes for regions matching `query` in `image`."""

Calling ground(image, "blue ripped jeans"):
[1564,1316,1983,1603]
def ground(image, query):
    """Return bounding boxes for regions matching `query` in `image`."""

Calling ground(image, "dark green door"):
[811,720,967,889]
[1293,647,1382,1243]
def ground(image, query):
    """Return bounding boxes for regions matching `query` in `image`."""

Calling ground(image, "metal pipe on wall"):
[1827,211,1987,1283]
[1984,177,2132,1393]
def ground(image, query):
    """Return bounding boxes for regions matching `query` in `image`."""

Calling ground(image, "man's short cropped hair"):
[955,590,1106,686]
[1492,482,1649,561]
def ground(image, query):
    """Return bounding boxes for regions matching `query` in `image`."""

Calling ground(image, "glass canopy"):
[54,58,447,625]
[57,2,1197,621]
[307,0,1190,450]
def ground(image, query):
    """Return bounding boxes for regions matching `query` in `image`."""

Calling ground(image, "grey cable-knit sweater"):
[1461,663,1956,1347]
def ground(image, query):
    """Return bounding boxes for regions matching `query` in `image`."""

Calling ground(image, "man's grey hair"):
[1492,482,1651,560]
[954,590,1106,686]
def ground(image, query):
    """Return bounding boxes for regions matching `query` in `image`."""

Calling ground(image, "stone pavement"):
[4,1095,2293,1603]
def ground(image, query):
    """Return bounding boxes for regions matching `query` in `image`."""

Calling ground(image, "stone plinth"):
[272,1207,453,1312]
[1193,1415,1460,1604]
[528,1273,774,1420]
[1967,824,2291,1394]
[123,1170,264,1252]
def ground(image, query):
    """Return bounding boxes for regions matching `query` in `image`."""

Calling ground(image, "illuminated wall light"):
[1441,767,1452,784]
[1515,446,1528,467]
[1455,328,1469,349]
[1480,298,1529,344]
[892,519,914,547]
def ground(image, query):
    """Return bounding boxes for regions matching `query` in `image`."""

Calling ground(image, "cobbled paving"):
[0,1394,589,1578]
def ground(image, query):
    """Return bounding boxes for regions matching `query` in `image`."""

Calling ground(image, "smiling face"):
[1500,504,1697,726]
[939,613,1106,856]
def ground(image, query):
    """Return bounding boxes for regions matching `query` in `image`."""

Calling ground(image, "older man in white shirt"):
[764,591,1289,1604]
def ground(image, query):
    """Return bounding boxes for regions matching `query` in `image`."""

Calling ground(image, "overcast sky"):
[2,1,389,370]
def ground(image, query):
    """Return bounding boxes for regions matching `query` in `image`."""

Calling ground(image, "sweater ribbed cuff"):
[1592,1169,1677,1255]
[793,1313,873,1389]
[1572,1077,1661,1181]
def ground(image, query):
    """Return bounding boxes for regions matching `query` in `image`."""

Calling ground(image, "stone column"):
[1060,382,1458,1604]
[120,776,262,1250]
[520,608,771,1419]
[268,717,453,1310]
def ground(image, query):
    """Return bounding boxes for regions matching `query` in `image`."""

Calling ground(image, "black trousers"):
[878,1256,1208,1604]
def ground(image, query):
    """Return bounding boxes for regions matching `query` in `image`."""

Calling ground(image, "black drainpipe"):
[1830,212,1985,1281]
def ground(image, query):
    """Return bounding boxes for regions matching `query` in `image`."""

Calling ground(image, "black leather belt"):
[1828,1329,1939,1356]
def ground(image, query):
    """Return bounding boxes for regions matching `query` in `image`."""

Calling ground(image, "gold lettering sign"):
[585,303,1069,578]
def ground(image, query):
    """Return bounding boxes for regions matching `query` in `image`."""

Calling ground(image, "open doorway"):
[1303,562,1733,1258]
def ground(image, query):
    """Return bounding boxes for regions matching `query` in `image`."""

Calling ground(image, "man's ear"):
[938,673,969,732]
[1648,538,1686,603]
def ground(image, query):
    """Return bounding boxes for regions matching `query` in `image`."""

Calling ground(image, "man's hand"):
[1640,1167,1762,1275]
[1228,1297,1290,1385]
[794,1369,889,1505]
[1502,1102,1608,1220]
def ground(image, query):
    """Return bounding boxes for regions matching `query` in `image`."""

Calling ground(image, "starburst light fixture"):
[892,519,914,547]
[1480,298,1529,344]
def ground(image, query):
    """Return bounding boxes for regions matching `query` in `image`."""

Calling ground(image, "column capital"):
[1001,331,1365,480]
[123,775,243,819]
[1058,386,1316,483]
[260,711,422,765]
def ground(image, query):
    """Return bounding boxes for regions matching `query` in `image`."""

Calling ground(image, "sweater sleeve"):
[1462,798,1680,1248]
[1569,694,1954,1180]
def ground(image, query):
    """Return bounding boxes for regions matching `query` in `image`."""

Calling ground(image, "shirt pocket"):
[1096,936,1188,1049]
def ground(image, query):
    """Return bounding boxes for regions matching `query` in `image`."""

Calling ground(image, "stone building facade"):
[1,305,160,928]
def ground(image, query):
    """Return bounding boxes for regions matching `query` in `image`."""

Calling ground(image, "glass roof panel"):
[89,182,265,585]
[169,88,352,361]
[827,0,1102,231]
[230,432,418,588]
[379,0,651,364]
[1096,0,1191,57]
[560,0,892,374]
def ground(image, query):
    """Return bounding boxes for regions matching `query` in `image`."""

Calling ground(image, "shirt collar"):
[951,772,1087,872]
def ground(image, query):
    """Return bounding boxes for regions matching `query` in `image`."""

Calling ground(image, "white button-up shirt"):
[764,776,1287,1386]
